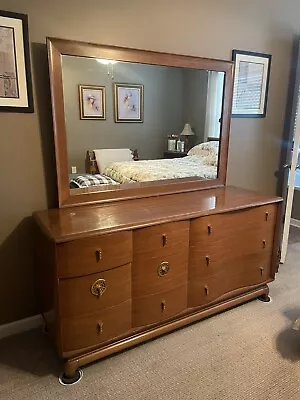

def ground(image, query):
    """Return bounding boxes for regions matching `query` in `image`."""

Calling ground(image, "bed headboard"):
[85,149,139,174]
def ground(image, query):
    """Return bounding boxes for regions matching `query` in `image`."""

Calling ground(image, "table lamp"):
[180,123,195,151]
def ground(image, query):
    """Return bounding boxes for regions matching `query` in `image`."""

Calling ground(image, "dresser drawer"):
[61,300,132,352]
[132,285,187,327]
[57,231,132,278]
[133,221,189,257]
[189,246,274,281]
[188,252,273,307]
[190,205,277,267]
[190,205,276,247]
[132,248,188,298]
[59,264,131,317]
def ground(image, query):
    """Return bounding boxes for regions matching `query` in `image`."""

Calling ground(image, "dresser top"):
[34,186,282,243]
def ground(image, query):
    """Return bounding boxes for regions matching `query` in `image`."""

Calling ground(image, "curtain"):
[204,72,224,141]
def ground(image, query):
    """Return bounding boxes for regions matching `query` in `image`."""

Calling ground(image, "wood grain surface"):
[33,186,282,243]
[56,231,132,277]
[132,285,187,327]
[61,300,132,352]
[58,264,131,317]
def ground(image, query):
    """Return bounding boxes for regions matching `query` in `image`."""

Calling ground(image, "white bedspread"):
[104,155,217,183]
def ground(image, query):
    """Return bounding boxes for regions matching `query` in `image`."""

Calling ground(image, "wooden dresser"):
[34,186,282,380]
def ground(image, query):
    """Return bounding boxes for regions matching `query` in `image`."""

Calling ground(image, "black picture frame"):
[232,50,272,118]
[0,10,34,113]
[114,83,144,123]
[78,85,106,120]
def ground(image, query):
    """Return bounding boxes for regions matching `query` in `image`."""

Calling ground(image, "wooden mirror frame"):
[47,37,234,207]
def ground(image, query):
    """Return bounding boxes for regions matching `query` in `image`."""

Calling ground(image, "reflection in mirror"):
[61,55,225,192]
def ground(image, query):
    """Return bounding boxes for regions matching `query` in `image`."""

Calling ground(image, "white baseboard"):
[0,314,43,340]
[291,218,300,228]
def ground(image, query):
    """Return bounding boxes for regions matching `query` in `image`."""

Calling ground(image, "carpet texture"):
[288,225,300,245]
[1,231,300,400]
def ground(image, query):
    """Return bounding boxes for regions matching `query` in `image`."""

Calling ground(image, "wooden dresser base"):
[34,187,281,383]
[63,284,269,378]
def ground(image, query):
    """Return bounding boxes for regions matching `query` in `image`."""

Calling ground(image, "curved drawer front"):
[190,205,276,251]
[133,221,189,257]
[57,231,132,278]
[188,252,273,307]
[188,204,278,308]
[189,248,273,281]
[59,264,131,317]
[61,300,131,352]
[132,285,187,327]
[189,204,277,281]
[132,248,188,298]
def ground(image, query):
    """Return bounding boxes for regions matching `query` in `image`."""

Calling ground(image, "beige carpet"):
[1,232,300,400]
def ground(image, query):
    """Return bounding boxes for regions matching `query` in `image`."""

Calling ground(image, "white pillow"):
[93,148,133,173]
[187,141,219,157]
[203,153,219,167]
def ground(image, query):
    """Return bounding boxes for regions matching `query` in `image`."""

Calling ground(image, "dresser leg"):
[258,293,271,303]
[59,367,83,385]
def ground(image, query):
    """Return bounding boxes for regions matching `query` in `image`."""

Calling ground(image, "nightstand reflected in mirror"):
[163,150,188,159]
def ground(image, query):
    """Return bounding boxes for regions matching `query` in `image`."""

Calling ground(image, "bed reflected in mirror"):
[61,55,225,192]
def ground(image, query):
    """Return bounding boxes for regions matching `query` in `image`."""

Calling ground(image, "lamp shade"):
[180,123,194,136]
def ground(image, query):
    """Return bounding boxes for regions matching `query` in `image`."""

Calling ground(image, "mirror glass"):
[61,55,225,192]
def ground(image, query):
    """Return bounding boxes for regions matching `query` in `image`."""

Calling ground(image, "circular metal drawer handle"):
[91,278,106,297]
[157,261,170,277]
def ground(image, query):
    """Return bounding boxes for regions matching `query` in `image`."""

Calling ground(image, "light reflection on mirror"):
[61,55,225,192]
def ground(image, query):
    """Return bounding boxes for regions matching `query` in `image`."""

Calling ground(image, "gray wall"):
[183,69,209,145]
[0,0,298,324]
[62,57,184,172]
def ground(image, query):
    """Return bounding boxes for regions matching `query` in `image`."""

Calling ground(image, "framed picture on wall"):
[79,85,106,120]
[232,50,272,118]
[114,83,144,122]
[0,10,34,113]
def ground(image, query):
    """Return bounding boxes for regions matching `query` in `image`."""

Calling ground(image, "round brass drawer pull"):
[91,278,106,297]
[158,261,169,277]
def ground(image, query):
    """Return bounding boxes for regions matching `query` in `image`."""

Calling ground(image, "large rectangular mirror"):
[47,38,233,207]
